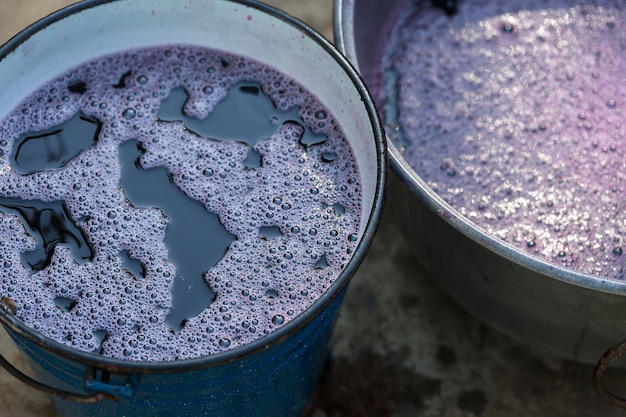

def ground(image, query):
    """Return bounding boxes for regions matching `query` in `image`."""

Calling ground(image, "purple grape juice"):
[0,45,362,360]
[382,0,626,279]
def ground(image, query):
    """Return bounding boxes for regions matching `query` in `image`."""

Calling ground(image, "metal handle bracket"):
[83,369,137,399]
[0,353,117,403]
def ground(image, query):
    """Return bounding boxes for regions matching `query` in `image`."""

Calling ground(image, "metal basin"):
[334,0,626,364]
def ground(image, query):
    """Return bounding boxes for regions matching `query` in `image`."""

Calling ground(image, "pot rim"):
[333,0,626,297]
[0,0,387,374]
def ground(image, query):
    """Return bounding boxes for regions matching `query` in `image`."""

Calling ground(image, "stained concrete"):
[2,1,626,416]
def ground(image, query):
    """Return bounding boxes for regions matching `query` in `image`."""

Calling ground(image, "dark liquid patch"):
[10,111,100,175]
[0,198,94,272]
[321,152,338,162]
[92,329,109,354]
[333,203,345,216]
[120,249,146,279]
[314,254,330,270]
[157,81,328,158]
[265,289,279,299]
[113,70,132,89]
[118,139,236,332]
[258,226,283,240]
[243,147,263,169]
[431,0,458,16]
[297,122,328,149]
[53,296,78,313]
[67,81,87,95]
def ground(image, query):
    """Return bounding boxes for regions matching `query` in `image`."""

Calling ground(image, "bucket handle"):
[0,296,116,403]
[0,353,115,403]
[593,338,626,409]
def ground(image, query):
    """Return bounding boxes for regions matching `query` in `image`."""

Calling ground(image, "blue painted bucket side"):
[4,288,345,417]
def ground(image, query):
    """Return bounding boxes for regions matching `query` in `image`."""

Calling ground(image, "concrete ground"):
[2,1,626,416]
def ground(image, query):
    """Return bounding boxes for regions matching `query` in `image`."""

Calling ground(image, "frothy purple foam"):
[383,0,626,279]
[0,45,362,360]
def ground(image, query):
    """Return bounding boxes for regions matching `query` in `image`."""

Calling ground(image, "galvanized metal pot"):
[0,1,387,416]
[334,0,626,365]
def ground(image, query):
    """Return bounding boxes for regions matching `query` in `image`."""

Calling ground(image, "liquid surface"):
[383,0,626,279]
[0,45,362,360]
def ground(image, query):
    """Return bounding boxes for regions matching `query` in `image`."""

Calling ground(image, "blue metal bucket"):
[0,1,387,416]
[1,290,347,416]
